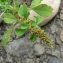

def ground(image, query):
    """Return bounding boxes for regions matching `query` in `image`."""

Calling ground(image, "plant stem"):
[0,11,6,18]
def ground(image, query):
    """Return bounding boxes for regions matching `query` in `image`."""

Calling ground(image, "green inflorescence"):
[22,19,53,48]
[30,25,53,48]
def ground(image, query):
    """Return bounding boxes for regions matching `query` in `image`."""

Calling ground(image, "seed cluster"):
[21,19,53,48]
[30,26,53,48]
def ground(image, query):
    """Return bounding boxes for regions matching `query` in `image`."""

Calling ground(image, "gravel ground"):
[0,0,63,63]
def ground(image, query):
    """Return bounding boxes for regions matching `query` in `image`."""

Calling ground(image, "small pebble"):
[34,44,45,55]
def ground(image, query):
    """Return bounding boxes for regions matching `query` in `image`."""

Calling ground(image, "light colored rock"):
[0,56,4,62]
[61,61,63,63]
[45,47,52,54]
[43,61,47,63]
[18,0,32,6]
[47,56,60,63]
[26,59,35,63]
[56,36,62,45]
[60,9,63,14]
[50,24,57,34]
[56,14,60,19]
[56,19,63,28]
[29,0,61,26]
[34,44,45,55]
[52,50,60,58]
[61,46,63,52]
[61,52,63,58]
[35,58,40,63]
[6,54,13,63]
[60,13,63,20]
[5,37,33,57]
[60,30,63,42]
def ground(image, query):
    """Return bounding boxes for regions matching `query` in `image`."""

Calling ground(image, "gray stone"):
[26,0,32,6]
[56,19,63,28]
[46,50,52,54]
[34,44,45,55]
[61,46,63,52]
[6,54,13,63]
[0,35,2,41]
[18,0,24,4]
[60,30,63,42]
[26,59,35,63]
[5,37,33,56]
[61,61,63,63]
[18,0,32,6]
[56,14,60,19]
[47,56,61,63]
[61,52,63,58]
[45,47,52,54]
[48,34,55,43]
[52,50,60,58]
[50,24,57,34]
[56,36,62,45]
[35,58,40,63]
[60,13,63,20]
[60,9,63,14]
[43,61,47,63]
[35,38,41,43]
[0,56,4,62]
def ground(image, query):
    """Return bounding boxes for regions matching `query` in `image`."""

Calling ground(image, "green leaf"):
[35,16,43,24]
[0,0,10,4]
[41,28,44,30]
[2,27,12,46]
[30,20,36,26]
[30,34,37,42]
[18,3,28,18]
[3,13,15,24]
[21,23,28,29]
[30,0,42,8]
[14,0,19,8]
[0,0,5,2]
[32,4,53,17]
[6,5,13,10]
[6,0,10,4]
[0,2,4,6]
[5,0,10,3]
[0,0,11,10]
[15,28,26,36]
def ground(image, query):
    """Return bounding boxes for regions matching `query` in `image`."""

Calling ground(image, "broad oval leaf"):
[14,0,19,8]
[6,5,14,10]
[6,0,10,4]
[35,16,43,24]
[21,23,28,29]
[0,0,10,5]
[30,20,36,26]
[18,3,28,18]
[30,0,42,8]
[15,28,26,36]
[32,4,53,17]
[2,27,12,46]
[30,34,37,42]
[3,13,15,23]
